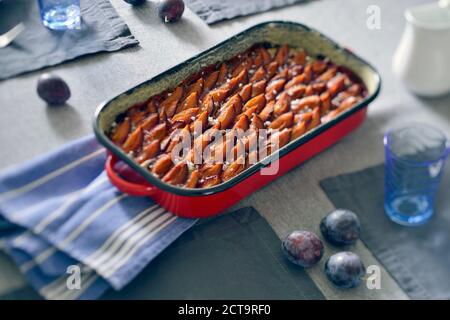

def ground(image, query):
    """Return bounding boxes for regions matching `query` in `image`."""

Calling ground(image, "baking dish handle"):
[106,154,156,197]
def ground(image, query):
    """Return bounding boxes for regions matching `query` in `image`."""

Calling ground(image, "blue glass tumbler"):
[38,0,80,30]
[384,123,449,226]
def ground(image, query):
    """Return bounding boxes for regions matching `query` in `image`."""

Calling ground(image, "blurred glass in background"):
[38,0,80,30]
[384,124,449,226]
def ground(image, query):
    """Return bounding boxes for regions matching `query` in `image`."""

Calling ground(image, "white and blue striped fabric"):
[0,135,197,300]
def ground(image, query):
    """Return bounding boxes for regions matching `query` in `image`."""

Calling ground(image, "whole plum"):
[282,230,324,267]
[325,251,365,288]
[320,209,361,245]
[37,73,71,105]
[158,0,185,23]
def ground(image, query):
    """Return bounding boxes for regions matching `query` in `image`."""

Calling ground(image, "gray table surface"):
[1,0,449,300]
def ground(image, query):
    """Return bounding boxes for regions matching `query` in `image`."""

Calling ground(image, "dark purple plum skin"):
[123,0,146,5]
[325,251,365,288]
[282,230,324,267]
[158,0,185,23]
[37,74,71,105]
[320,209,361,245]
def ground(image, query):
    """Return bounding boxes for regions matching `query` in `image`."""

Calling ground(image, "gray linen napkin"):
[185,0,309,24]
[0,0,138,80]
[320,163,450,299]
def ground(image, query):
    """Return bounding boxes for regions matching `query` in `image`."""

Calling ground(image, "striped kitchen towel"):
[0,135,197,300]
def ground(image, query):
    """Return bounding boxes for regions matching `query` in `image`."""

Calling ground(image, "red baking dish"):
[94,21,381,218]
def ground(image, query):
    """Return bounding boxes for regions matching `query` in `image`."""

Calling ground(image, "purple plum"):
[158,0,185,23]
[325,251,365,288]
[37,73,71,106]
[320,209,361,245]
[282,230,324,267]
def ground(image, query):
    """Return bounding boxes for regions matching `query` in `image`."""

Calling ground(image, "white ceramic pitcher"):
[393,0,450,97]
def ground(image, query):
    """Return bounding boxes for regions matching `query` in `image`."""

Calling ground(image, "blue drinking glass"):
[384,123,449,226]
[38,0,80,30]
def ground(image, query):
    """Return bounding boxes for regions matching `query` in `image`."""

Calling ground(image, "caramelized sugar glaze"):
[108,44,367,188]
